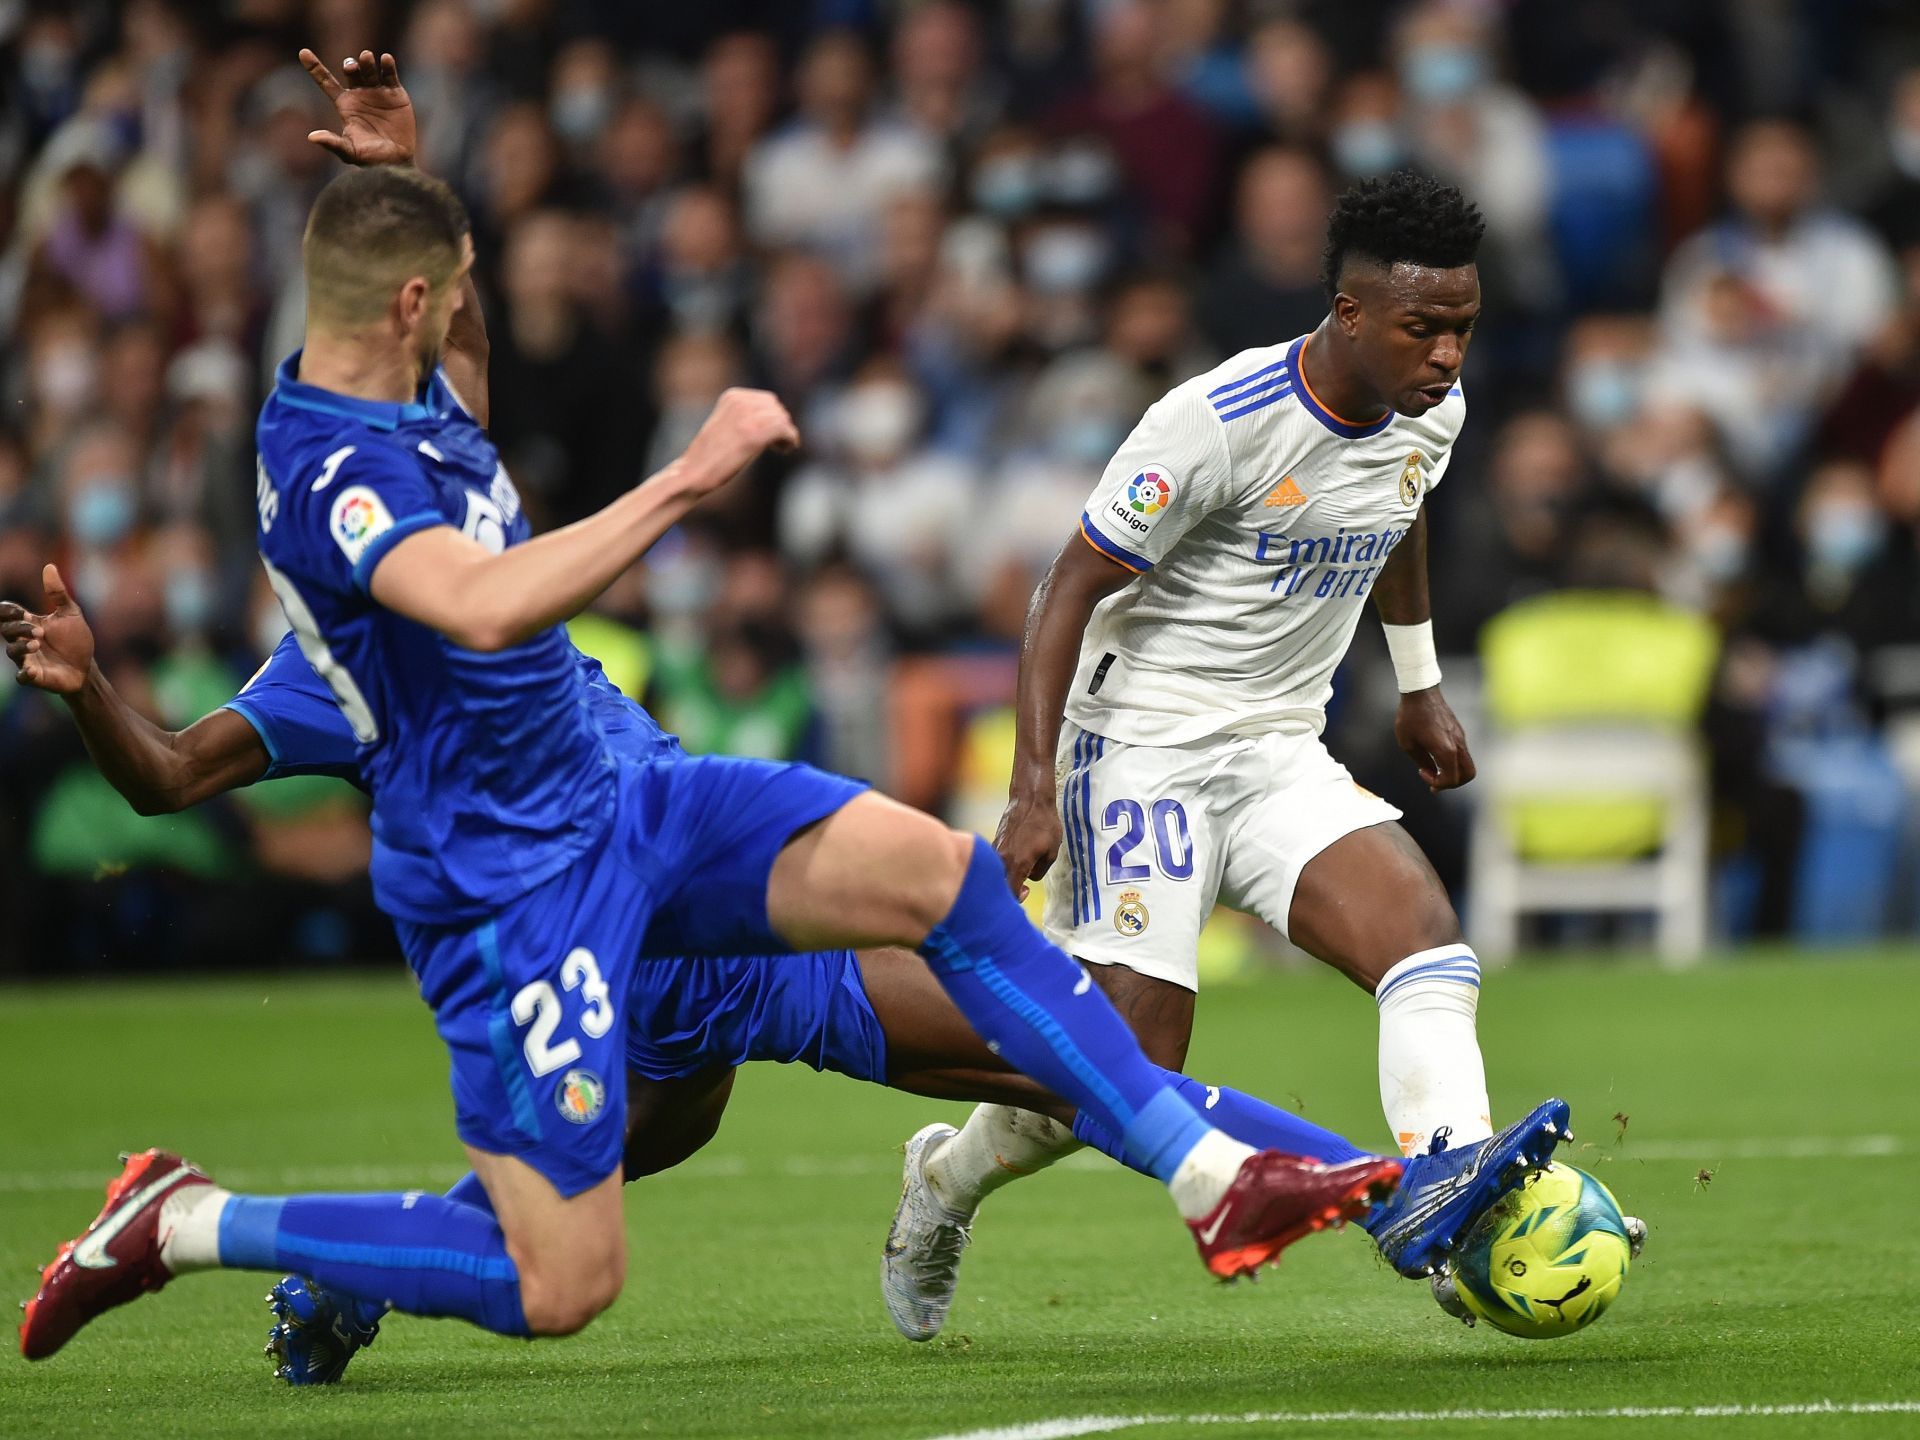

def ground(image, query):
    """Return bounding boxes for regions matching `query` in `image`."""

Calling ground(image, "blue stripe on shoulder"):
[1217,383,1295,423]
[1207,357,1290,400]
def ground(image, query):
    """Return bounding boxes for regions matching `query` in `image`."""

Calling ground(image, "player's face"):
[1343,262,1481,416]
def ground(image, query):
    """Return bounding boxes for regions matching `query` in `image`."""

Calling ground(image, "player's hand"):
[677,388,801,495]
[300,48,417,167]
[993,786,1064,901]
[1395,686,1476,793]
[1,564,94,695]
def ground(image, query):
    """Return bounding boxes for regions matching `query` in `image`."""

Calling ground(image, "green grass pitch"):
[2,950,1917,1439]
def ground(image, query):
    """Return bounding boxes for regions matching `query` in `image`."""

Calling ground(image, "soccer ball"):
[1445,1163,1632,1338]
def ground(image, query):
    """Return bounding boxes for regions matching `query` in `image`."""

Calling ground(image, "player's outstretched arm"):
[993,535,1136,897]
[369,387,797,652]
[1,566,269,813]
[300,47,491,426]
[1373,507,1475,793]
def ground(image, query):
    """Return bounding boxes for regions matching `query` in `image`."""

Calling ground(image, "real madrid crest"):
[1115,890,1150,936]
[1399,451,1424,508]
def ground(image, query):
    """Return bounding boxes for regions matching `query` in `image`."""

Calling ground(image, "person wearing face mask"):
[1746,461,1914,654]
[56,424,146,565]
[1390,4,1551,311]
[548,39,620,149]
[777,366,979,637]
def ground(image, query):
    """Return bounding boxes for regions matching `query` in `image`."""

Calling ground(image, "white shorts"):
[1042,722,1401,991]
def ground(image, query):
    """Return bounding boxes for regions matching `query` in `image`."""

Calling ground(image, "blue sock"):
[918,836,1213,1182]
[220,1193,529,1337]
[1073,1071,1369,1171]
[445,1171,494,1216]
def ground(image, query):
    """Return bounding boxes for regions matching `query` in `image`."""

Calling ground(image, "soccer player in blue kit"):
[17,51,1413,1364]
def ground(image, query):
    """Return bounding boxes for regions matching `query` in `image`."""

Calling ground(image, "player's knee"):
[894,825,978,940]
[518,1248,626,1336]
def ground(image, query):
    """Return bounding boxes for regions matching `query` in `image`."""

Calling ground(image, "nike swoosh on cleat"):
[72,1170,194,1270]
[1196,1208,1232,1247]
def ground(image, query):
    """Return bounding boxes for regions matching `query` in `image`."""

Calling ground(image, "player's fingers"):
[42,563,70,608]
[357,49,379,84]
[1015,881,1030,902]
[307,130,354,159]
[380,52,402,88]
[299,48,345,98]
[0,602,26,624]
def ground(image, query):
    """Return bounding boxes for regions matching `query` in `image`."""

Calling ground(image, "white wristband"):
[1383,620,1442,693]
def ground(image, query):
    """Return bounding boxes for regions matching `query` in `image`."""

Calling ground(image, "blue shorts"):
[400,754,867,1197]
[624,952,887,1084]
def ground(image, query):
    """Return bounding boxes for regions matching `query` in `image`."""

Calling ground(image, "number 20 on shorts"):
[1102,798,1194,884]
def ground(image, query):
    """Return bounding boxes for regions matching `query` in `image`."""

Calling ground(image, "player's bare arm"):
[1372,507,1475,793]
[994,536,1135,896]
[301,48,491,425]
[368,387,796,651]
[1,565,269,812]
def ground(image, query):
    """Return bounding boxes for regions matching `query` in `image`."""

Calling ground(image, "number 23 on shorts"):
[510,947,614,1077]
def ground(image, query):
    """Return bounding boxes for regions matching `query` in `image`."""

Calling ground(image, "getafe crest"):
[555,1068,606,1125]
[1399,451,1424,507]
[1115,891,1149,937]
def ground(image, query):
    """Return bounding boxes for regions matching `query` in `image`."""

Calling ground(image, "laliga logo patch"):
[1399,451,1425,507]
[555,1068,606,1125]
[1127,469,1173,517]
[329,484,395,565]
[1114,890,1149,937]
[336,497,375,543]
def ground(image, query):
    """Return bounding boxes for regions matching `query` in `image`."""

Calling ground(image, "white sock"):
[1167,1129,1256,1221]
[156,1184,232,1275]
[1375,945,1494,1157]
[924,1105,1080,1214]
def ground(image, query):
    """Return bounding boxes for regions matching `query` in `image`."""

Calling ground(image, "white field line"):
[922,1400,1920,1440]
[0,1135,1905,1195]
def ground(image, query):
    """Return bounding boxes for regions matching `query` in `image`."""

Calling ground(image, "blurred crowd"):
[4,0,1920,974]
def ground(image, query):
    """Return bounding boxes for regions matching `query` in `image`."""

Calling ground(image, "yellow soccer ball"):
[1448,1163,1633,1338]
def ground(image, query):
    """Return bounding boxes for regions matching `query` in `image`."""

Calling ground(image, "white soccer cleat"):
[881,1123,973,1342]
[1429,1264,1476,1326]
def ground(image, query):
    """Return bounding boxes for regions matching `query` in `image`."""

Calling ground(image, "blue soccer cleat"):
[263,1275,383,1385]
[1362,1098,1572,1279]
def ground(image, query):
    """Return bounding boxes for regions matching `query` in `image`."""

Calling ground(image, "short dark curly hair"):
[1320,171,1485,297]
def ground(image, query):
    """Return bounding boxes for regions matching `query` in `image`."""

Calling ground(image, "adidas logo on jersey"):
[1263,476,1307,508]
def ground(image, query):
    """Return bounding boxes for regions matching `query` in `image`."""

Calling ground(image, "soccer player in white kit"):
[882,173,1610,1339]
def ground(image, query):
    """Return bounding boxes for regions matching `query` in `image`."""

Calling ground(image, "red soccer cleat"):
[1188,1152,1404,1281]
[19,1150,214,1361]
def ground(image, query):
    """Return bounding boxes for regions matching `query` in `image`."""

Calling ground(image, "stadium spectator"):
[1657,118,1901,483]
[1195,146,1333,356]
[7,1,1920,972]
[486,210,641,524]
[743,29,943,289]
[1049,0,1223,256]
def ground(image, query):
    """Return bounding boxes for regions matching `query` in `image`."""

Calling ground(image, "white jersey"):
[1067,332,1465,746]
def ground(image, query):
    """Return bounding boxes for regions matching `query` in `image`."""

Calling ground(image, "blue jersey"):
[254,353,614,922]
[223,631,682,789]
